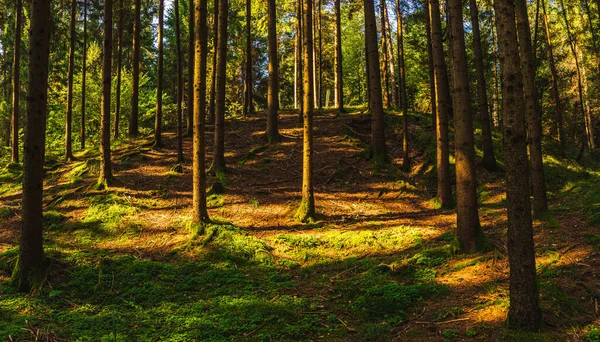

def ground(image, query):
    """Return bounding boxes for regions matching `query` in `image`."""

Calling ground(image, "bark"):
[266,0,280,142]
[334,0,344,111]
[11,0,22,164]
[15,0,51,293]
[423,0,437,138]
[364,0,386,162]
[114,0,124,139]
[448,0,484,252]
[380,2,391,109]
[212,0,228,173]
[297,0,304,121]
[318,0,323,110]
[130,0,141,137]
[469,0,497,171]
[243,0,253,117]
[397,1,410,170]
[429,0,452,207]
[154,0,165,147]
[382,0,398,108]
[515,0,548,215]
[494,0,541,330]
[175,0,184,163]
[186,0,194,136]
[64,0,76,161]
[542,0,565,156]
[296,0,316,222]
[81,0,87,149]
[193,0,210,222]
[99,0,114,185]
[208,2,219,125]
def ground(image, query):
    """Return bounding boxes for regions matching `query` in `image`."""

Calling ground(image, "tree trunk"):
[380,2,391,109]
[154,0,164,147]
[212,0,228,173]
[515,0,548,215]
[313,1,318,109]
[448,0,484,252]
[296,0,316,222]
[494,0,541,330]
[423,0,436,139]
[334,0,344,111]
[81,0,87,149]
[99,0,113,185]
[64,0,76,161]
[429,0,452,207]
[397,1,410,171]
[193,0,210,223]
[542,0,566,156]
[208,3,219,125]
[130,0,141,137]
[14,0,51,293]
[175,0,184,163]
[318,0,323,110]
[11,0,22,164]
[266,0,280,142]
[114,0,124,139]
[469,0,497,171]
[243,0,253,117]
[297,0,304,121]
[382,0,398,108]
[186,0,194,137]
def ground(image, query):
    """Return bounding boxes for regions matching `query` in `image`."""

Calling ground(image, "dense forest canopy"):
[1,0,600,340]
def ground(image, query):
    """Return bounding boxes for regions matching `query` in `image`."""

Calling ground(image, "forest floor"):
[1,109,600,341]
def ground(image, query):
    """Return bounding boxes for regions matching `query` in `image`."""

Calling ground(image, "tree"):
[193,0,210,223]
[186,0,194,137]
[208,3,219,125]
[10,0,22,164]
[334,0,344,112]
[429,0,452,207]
[114,0,124,139]
[495,0,541,330]
[130,0,141,137]
[469,0,497,171]
[296,0,304,121]
[515,0,548,215]
[448,0,484,252]
[243,0,254,117]
[379,1,391,108]
[397,0,409,170]
[154,0,165,147]
[295,0,316,222]
[14,0,51,293]
[364,0,386,162]
[81,0,87,150]
[423,0,436,138]
[99,0,114,186]
[65,0,77,161]
[381,0,398,108]
[175,0,184,163]
[212,0,228,173]
[266,0,280,142]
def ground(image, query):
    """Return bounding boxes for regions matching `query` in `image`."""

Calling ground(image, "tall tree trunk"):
[296,0,316,222]
[99,0,114,186]
[14,0,51,293]
[469,0,497,171]
[448,0,484,252]
[491,13,501,127]
[313,0,318,109]
[334,0,344,111]
[130,0,141,137]
[429,0,452,207]
[64,0,76,161]
[542,0,566,156]
[423,0,436,138]
[186,0,194,136]
[297,0,304,121]
[193,0,210,223]
[515,0,548,215]
[495,0,541,330]
[582,0,598,149]
[266,0,280,142]
[114,0,124,139]
[11,0,22,164]
[208,2,219,125]
[365,0,386,162]
[175,0,184,163]
[397,1,410,171]
[243,0,253,117]
[380,1,391,109]
[154,0,165,147]
[212,0,228,173]
[81,0,87,149]
[382,0,398,108]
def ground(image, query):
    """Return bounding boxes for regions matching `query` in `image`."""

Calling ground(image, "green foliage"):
[586,325,600,342]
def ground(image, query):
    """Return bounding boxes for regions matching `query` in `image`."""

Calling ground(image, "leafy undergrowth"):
[1,111,600,340]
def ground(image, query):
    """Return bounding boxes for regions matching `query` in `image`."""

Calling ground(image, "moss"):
[294,199,315,223]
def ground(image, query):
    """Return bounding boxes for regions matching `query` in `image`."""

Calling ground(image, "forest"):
[0,0,599,339]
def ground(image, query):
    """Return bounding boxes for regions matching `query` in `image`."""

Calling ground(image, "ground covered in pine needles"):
[1,109,600,341]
